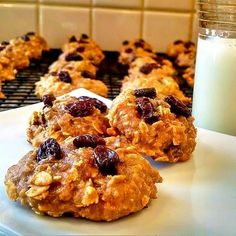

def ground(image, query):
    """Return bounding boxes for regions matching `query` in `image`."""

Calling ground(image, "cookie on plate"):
[27,95,109,147]
[118,39,157,65]
[5,135,162,221]
[61,34,105,66]
[35,70,108,98]
[107,88,196,162]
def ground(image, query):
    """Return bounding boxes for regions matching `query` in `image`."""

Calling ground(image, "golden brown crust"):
[5,136,162,221]
[26,95,110,147]
[107,89,197,162]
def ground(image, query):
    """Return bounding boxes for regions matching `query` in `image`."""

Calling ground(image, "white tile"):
[191,13,198,42]
[40,6,90,48]
[93,8,141,51]
[0,4,36,41]
[145,0,193,11]
[39,0,90,5]
[93,0,141,8]
[143,11,191,52]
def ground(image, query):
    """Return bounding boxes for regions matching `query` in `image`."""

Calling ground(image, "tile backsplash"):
[0,0,197,51]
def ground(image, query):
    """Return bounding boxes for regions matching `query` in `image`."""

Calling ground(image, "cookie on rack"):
[118,39,157,65]
[35,70,108,98]
[128,56,176,79]
[60,34,105,66]
[0,82,5,98]
[27,95,110,147]
[107,88,196,162]
[122,75,191,104]
[5,135,162,221]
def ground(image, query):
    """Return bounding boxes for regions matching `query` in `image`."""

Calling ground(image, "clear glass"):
[193,0,236,136]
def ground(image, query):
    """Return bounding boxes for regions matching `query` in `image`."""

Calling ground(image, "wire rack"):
[0,50,193,112]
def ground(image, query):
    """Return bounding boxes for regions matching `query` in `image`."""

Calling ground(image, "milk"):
[193,37,236,136]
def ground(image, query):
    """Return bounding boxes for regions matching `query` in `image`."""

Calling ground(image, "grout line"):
[36,0,40,34]
[90,0,93,38]
[140,0,144,39]
[188,0,196,41]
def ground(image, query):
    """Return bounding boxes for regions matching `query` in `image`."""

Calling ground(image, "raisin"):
[1,41,9,46]
[81,33,89,39]
[139,38,145,43]
[0,46,5,51]
[37,138,61,162]
[184,41,194,49]
[69,35,77,42]
[155,56,164,64]
[93,145,119,175]
[65,100,94,117]
[78,96,107,113]
[145,48,152,53]
[165,95,191,117]
[134,42,143,48]
[139,63,160,74]
[42,94,56,107]
[58,71,72,83]
[79,39,89,44]
[26,32,35,36]
[21,34,30,42]
[65,53,83,61]
[81,70,96,80]
[125,48,133,53]
[134,88,157,98]
[122,40,129,45]
[73,135,105,148]
[136,97,159,124]
[174,40,183,45]
[77,46,85,53]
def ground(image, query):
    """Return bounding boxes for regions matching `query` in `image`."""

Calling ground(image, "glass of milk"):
[193,0,236,136]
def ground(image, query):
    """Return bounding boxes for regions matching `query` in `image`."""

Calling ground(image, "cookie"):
[0,54,17,81]
[35,70,108,98]
[0,82,5,98]
[182,67,194,87]
[107,88,196,162]
[119,39,157,65]
[122,75,191,104]
[26,95,109,147]
[61,34,105,65]
[5,135,162,221]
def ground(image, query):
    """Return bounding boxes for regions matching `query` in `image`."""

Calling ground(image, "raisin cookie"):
[0,53,17,81]
[5,135,162,221]
[27,95,109,147]
[60,34,105,66]
[35,70,108,98]
[107,88,196,162]
[119,39,157,65]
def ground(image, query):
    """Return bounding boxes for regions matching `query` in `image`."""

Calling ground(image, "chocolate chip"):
[73,135,105,148]
[37,138,61,162]
[165,95,191,117]
[65,53,83,61]
[93,145,119,175]
[122,40,129,45]
[134,88,157,99]
[81,70,96,80]
[139,63,160,74]
[69,35,77,42]
[76,46,85,53]
[58,71,72,83]
[125,48,133,53]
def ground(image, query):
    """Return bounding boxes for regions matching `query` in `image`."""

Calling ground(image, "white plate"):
[0,88,236,235]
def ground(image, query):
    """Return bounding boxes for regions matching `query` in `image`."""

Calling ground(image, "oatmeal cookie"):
[0,53,17,81]
[128,56,176,79]
[60,34,104,65]
[35,70,108,98]
[5,135,162,221]
[122,75,191,104]
[166,40,195,58]
[119,39,157,65]
[107,88,196,162]
[49,59,97,77]
[26,95,109,147]
[0,82,5,98]
[182,67,194,87]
